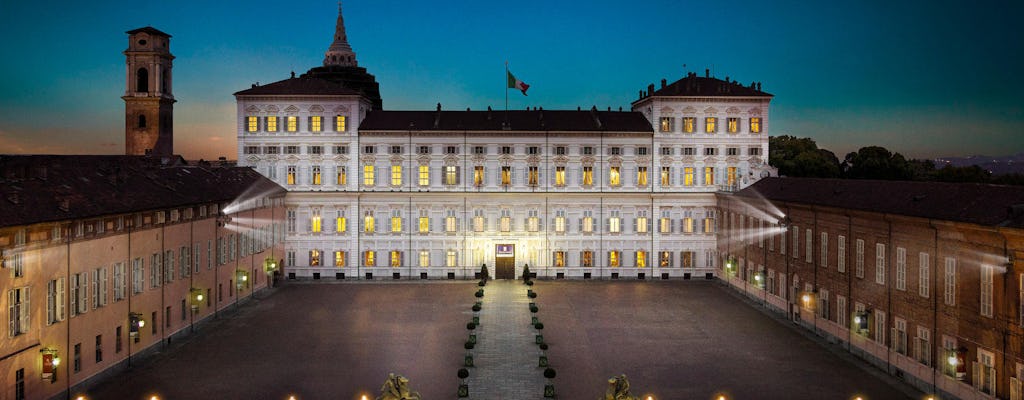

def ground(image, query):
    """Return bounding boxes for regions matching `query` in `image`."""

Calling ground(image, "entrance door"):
[495,244,515,279]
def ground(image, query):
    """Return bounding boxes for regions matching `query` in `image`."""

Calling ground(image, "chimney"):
[757,82,762,91]
[290,71,295,78]
[725,76,729,83]
[638,90,643,99]
[660,79,667,88]
[251,84,257,88]
[436,103,442,111]
[705,69,710,78]
[647,83,655,94]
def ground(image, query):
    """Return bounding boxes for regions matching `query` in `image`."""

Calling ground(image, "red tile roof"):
[0,155,285,228]
[735,177,1024,228]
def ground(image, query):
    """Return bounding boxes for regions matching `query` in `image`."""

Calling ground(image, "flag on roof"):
[507,71,529,96]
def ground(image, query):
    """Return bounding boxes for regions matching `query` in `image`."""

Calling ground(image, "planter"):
[472,316,480,325]
[535,334,544,344]
[539,355,548,367]
[468,333,477,345]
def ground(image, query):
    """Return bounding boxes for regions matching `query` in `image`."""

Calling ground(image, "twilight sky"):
[0,0,1021,160]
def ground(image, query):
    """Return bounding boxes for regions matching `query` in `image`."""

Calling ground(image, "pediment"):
[659,106,674,114]
[246,155,260,162]
[748,107,762,116]
[333,155,350,163]
[266,105,279,113]
[284,105,299,114]
[682,106,697,114]
[360,155,376,164]
[309,105,324,113]
[390,155,404,163]
[726,107,740,114]
[285,155,300,163]
[704,106,718,114]
[333,105,350,114]
[245,105,260,113]
[417,155,431,164]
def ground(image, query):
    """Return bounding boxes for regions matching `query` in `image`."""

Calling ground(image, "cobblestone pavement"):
[464,280,548,400]
[534,280,921,400]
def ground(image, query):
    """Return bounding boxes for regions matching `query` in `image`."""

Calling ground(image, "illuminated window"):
[659,117,673,132]
[683,117,695,133]
[445,210,457,233]
[473,210,485,232]
[419,251,430,267]
[636,251,647,268]
[582,167,593,186]
[637,166,648,186]
[727,167,736,187]
[266,116,278,132]
[727,117,738,133]
[636,212,648,233]
[704,167,715,186]
[554,210,566,233]
[474,166,484,187]
[500,209,512,232]
[582,251,594,267]
[364,251,375,267]
[661,167,670,186]
[682,251,695,268]
[750,117,761,133]
[311,211,322,233]
[684,167,694,186]
[609,251,620,267]
[286,166,296,185]
[609,167,620,187]
[609,210,621,233]
[659,251,672,267]
[555,166,565,186]
[311,116,323,132]
[501,166,511,186]
[527,210,540,232]
[418,165,430,186]
[553,251,566,267]
[336,166,347,185]
[391,165,402,186]
[582,210,594,233]
[528,166,539,186]
[659,217,671,233]
[334,251,346,267]
[336,211,347,233]
[363,165,375,186]
[286,116,297,132]
[445,166,459,185]
[391,210,402,233]
[363,212,375,234]
[312,166,322,185]
[335,115,346,131]
[309,250,321,266]
[705,117,717,133]
[246,116,258,132]
[419,216,429,233]
[703,217,715,233]
[446,250,457,267]
[390,251,402,267]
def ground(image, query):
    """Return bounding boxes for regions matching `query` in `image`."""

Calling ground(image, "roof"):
[234,76,361,96]
[0,155,285,228]
[646,74,772,98]
[735,177,1024,228]
[359,109,654,133]
[126,26,171,37]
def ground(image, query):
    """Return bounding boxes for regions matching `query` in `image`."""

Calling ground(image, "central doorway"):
[495,244,515,279]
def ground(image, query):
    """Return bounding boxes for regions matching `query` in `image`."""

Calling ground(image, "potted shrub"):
[475,288,484,298]
[457,368,470,397]
[538,343,549,367]
[543,368,556,398]
[464,342,474,367]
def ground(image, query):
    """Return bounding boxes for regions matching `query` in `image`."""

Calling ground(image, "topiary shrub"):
[458,368,469,379]
[464,341,475,350]
[528,291,537,298]
[475,289,484,298]
[539,343,549,351]
[534,322,544,330]
[544,368,556,379]
[522,265,532,283]
[467,322,476,330]
[530,305,539,313]
[472,304,481,312]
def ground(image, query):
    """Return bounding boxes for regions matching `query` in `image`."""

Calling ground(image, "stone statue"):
[603,374,638,400]
[376,373,421,400]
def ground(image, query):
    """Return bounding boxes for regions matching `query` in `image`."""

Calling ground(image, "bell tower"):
[123,27,175,156]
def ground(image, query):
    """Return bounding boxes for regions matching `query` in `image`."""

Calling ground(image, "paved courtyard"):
[82,280,918,400]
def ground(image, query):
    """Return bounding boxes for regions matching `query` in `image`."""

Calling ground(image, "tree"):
[841,146,913,180]
[769,135,840,178]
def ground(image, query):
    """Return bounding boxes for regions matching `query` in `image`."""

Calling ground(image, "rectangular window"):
[659,217,671,233]
[363,165,375,186]
[246,116,258,132]
[683,217,694,233]
[682,117,695,133]
[390,145,402,155]
[266,116,278,132]
[528,166,539,186]
[553,251,566,267]
[363,212,375,234]
[286,166,296,185]
[659,117,673,132]
[501,166,512,186]
[875,243,886,285]
[334,251,346,267]
[73,343,81,373]
[916,326,931,366]
[705,117,717,133]
[726,147,739,156]
[446,250,457,268]
[419,251,430,267]
[473,146,485,155]
[919,252,930,298]
[446,146,458,155]
[681,251,695,268]
[473,166,484,187]
[337,166,347,186]
[46,278,65,324]
[284,145,299,154]
[391,165,402,186]
[683,167,694,186]
[805,228,812,263]
[582,167,593,186]
[582,146,594,155]
[582,212,594,233]
[582,251,594,267]
[896,247,906,291]
[837,235,846,273]
[555,166,566,186]
[945,257,956,305]
[609,167,621,186]
[874,310,886,344]
[445,213,457,233]
[749,147,762,156]
[660,147,672,156]
[286,116,297,132]
[704,147,717,156]
[608,251,620,267]
[391,213,402,233]
[660,167,671,187]
[609,147,621,156]
[312,166,322,185]
[555,146,566,155]
[8,287,30,336]
[981,264,994,317]
[636,166,648,186]
[792,227,799,259]
[703,217,714,234]
[95,334,103,363]
[501,146,512,155]
[836,295,847,328]
[418,146,430,155]
[635,251,647,268]
[636,216,648,233]
[659,251,672,267]
[418,216,429,233]
[364,251,376,267]
[116,326,123,354]
[418,165,430,186]
[893,318,907,355]
[390,251,402,267]
[704,167,714,186]
[727,117,739,133]
[609,213,621,233]
[855,239,865,278]
[335,115,346,131]
[750,117,762,133]
[311,211,322,233]
[310,116,323,132]
[820,232,829,268]
[445,166,459,186]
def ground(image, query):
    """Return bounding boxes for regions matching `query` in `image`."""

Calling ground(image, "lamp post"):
[263,256,278,290]
[778,215,792,320]
[189,288,203,332]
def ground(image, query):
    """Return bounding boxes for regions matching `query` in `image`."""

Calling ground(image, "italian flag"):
[507,71,530,96]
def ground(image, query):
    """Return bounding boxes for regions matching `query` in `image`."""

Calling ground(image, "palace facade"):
[235,6,775,280]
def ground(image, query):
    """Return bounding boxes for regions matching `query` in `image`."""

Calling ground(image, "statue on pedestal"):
[376,373,421,400]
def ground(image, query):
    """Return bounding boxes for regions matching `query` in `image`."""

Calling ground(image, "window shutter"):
[1011,377,1020,400]
[456,166,462,185]
[8,290,15,336]
[307,116,312,132]
[263,117,269,132]
[973,362,980,390]
[57,277,65,320]
[632,218,637,233]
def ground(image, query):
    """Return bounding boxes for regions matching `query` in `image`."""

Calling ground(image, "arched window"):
[136,68,149,92]
[137,114,146,128]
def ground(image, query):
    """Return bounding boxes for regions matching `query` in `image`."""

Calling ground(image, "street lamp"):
[190,288,204,311]
[129,312,145,343]
[263,256,278,288]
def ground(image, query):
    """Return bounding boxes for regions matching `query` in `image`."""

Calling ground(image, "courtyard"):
[82,280,919,399]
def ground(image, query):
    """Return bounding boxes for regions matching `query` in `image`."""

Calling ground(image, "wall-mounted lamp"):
[190,288,204,310]
[263,256,278,274]
[216,213,232,227]
[129,312,145,343]
[236,269,249,290]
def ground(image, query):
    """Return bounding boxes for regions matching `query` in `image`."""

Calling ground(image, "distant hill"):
[935,153,1024,175]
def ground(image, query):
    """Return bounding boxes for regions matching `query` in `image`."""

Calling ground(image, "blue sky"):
[0,0,1021,160]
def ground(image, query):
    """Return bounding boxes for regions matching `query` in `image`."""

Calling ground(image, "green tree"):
[769,135,840,178]
[841,146,913,180]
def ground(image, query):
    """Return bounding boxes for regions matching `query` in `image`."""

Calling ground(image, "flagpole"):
[504,61,509,129]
